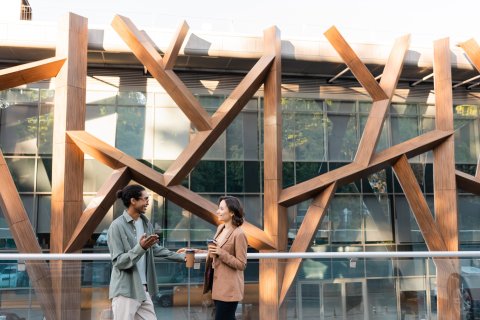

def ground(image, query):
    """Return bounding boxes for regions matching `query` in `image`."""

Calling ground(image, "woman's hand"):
[208,244,224,257]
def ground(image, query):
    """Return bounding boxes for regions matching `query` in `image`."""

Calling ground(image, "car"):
[0,312,26,320]
[96,230,108,246]
[0,266,18,288]
[154,289,173,307]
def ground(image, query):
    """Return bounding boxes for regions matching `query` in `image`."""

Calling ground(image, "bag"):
[203,259,214,294]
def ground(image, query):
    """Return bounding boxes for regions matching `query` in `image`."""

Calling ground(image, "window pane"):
[330,196,362,243]
[5,158,35,192]
[116,106,146,158]
[38,103,54,155]
[36,157,52,192]
[391,116,418,146]
[190,161,225,193]
[226,102,259,160]
[364,195,393,242]
[459,195,480,243]
[295,112,325,161]
[327,114,357,161]
[0,105,38,155]
[154,106,189,161]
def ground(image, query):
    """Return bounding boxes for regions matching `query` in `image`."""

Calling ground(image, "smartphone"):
[207,239,216,246]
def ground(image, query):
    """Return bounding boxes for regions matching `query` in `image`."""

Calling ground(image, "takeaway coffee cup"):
[185,249,195,268]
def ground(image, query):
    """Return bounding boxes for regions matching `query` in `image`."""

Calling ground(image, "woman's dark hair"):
[116,184,145,207]
[219,196,244,227]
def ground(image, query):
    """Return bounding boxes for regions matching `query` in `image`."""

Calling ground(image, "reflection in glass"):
[327,114,358,161]
[330,196,362,243]
[0,104,38,155]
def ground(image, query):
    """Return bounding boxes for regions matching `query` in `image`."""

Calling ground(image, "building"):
[0,1,479,319]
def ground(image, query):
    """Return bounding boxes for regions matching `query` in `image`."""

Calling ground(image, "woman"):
[204,196,248,320]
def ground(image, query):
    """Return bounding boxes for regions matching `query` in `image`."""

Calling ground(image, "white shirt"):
[134,218,147,285]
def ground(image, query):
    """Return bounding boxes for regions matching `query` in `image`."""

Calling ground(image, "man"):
[107,184,186,320]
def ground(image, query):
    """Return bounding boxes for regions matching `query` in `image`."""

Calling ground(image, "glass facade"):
[0,81,479,319]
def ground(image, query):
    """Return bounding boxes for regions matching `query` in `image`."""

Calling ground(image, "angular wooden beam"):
[458,38,480,73]
[279,183,336,305]
[66,130,275,250]
[164,54,274,185]
[163,21,189,70]
[393,154,459,319]
[456,170,480,195]
[392,155,448,251]
[111,15,212,131]
[0,150,57,320]
[65,167,131,253]
[324,26,388,101]
[0,57,66,91]
[280,129,453,206]
[354,34,411,166]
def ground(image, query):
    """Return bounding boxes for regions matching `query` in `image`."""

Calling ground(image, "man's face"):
[131,190,150,214]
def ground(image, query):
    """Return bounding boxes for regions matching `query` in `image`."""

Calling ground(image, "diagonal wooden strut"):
[111,15,212,131]
[0,57,66,91]
[279,183,337,305]
[280,130,453,206]
[65,167,131,253]
[392,155,448,251]
[324,26,388,101]
[0,150,57,320]
[66,130,275,250]
[163,21,189,70]
[354,34,411,166]
[456,170,480,195]
[164,54,274,186]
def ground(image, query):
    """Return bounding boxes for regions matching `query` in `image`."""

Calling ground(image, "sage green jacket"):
[107,211,185,301]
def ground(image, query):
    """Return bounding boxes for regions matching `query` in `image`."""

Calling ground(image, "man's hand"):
[140,233,159,250]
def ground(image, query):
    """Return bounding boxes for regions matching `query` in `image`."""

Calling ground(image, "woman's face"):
[216,200,233,224]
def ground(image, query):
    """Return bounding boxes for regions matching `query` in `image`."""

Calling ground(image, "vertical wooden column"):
[51,13,88,320]
[260,26,286,320]
[433,38,460,320]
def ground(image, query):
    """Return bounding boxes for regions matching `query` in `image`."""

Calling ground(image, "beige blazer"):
[204,224,248,302]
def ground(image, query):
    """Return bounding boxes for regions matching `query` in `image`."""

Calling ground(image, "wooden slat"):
[65,167,131,253]
[66,130,275,250]
[392,155,448,251]
[51,13,88,320]
[280,130,453,206]
[279,183,336,305]
[164,54,274,185]
[111,15,212,131]
[433,37,460,319]
[324,26,388,101]
[163,21,189,70]
[458,38,480,73]
[0,57,66,91]
[260,25,285,320]
[433,37,458,249]
[456,170,480,195]
[354,34,411,166]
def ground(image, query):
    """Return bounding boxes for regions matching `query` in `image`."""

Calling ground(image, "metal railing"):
[1,251,480,260]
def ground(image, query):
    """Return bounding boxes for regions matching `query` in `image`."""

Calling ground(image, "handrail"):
[1,251,480,261]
